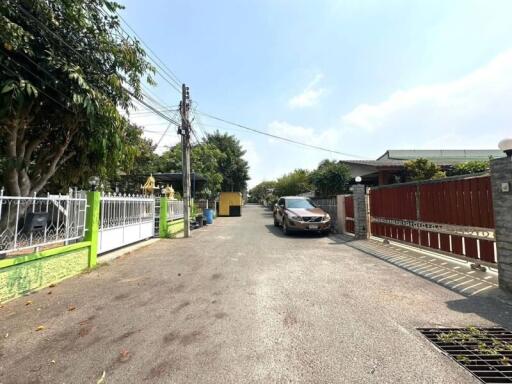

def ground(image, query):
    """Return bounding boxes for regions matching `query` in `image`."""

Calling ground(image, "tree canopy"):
[0,0,155,195]
[309,159,351,196]
[447,160,490,176]
[274,169,313,197]
[205,131,250,192]
[157,142,225,197]
[248,180,276,203]
[404,158,446,181]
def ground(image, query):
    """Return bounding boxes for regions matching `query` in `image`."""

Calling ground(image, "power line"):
[198,111,363,159]
[115,11,182,87]
[0,56,75,115]
[131,98,180,126]
[13,3,181,132]
[92,4,182,94]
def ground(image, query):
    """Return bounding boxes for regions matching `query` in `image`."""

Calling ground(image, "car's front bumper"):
[287,219,331,232]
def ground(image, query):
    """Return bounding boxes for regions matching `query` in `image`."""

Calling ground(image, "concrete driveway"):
[1,204,511,383]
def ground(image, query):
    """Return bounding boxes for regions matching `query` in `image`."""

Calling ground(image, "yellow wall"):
[219,192,242,216]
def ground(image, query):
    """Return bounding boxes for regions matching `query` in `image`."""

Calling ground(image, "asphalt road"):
[1,204,511,383]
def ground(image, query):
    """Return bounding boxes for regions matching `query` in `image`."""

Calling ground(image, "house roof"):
[377,149,504,163]
[339,159,405,168]
[339,149,504,178]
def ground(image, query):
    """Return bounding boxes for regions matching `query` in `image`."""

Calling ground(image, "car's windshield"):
[286,198,316,209]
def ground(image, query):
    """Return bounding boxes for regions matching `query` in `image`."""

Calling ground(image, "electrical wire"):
[92,3,182,94]
[13,3,181,131]
[198,111,364,159]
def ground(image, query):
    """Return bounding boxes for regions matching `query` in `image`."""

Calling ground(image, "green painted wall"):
[167,219,184,237]
[0,246,89,303]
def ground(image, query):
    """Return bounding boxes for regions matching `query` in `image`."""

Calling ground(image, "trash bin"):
[203,209,214,224]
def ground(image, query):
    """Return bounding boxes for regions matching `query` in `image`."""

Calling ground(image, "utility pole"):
[180,84,191,238]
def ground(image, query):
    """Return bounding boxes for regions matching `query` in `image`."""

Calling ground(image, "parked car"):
[273,196,331,235]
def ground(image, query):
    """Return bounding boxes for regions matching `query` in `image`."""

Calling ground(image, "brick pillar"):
[353,184,369,239]
[490,157,512,293]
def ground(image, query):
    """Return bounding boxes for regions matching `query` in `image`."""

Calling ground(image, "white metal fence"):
[98,193,155,254]
[167,200,184,220]
[0,189,87,255]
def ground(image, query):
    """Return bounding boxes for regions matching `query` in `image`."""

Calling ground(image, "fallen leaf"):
[97,371,106,384]
[36,325,45,331]
[68,305,76,311]
[119,349,131,362]
[49,284,56,288]
[47,291,52,295]
[26,300,33,306]
[50,360,56,364]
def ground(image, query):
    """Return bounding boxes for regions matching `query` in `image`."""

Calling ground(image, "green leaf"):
[1,82,15,94]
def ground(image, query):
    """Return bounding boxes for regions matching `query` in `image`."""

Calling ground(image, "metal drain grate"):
[419,327,512,383]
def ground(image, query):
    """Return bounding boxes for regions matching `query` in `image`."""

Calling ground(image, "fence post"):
[490,157,512,293]
[159,196,169,238]
[353,184,369,240]
[84,191,100,268]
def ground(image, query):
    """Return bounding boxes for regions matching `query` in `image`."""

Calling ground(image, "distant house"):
[340,149,504,186]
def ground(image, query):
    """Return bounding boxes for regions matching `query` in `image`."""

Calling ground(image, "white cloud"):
[340,50,512,149]
[241,140,260,167]
[288,73,326,108]
[268,120,341,148]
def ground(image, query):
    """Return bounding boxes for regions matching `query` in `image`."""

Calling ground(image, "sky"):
[122,0,512,188]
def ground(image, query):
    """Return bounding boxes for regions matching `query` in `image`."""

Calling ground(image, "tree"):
[448,160,490,176]
[248,180,276,203]
[404,158,446,181]
[0,0,154,196]
[274,169,313,196]
[205,131,250,192]
[310,159,351,196]
[158,142,226,197]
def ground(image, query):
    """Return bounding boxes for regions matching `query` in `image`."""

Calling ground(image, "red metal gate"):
[344,195,355,234]
[369,175,496,265]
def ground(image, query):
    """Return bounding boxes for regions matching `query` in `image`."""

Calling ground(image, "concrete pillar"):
[490,157,512,293]
[159,196,169,238]
[84,191,100,268]
[353,184,369,239]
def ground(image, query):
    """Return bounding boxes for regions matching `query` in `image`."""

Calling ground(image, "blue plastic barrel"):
[204,209,214,224]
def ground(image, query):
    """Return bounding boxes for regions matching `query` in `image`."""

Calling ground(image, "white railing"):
[98,193,155,254]
[167,200,184,220]
[0,189,87,255]
[100,193,154,229]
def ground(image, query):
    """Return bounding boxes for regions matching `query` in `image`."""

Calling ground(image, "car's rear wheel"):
[282,218,290,235]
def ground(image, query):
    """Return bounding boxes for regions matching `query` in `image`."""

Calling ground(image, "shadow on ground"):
[330,234,512,329]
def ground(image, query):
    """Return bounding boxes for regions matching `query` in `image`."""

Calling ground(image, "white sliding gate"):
[98,194,155,254]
